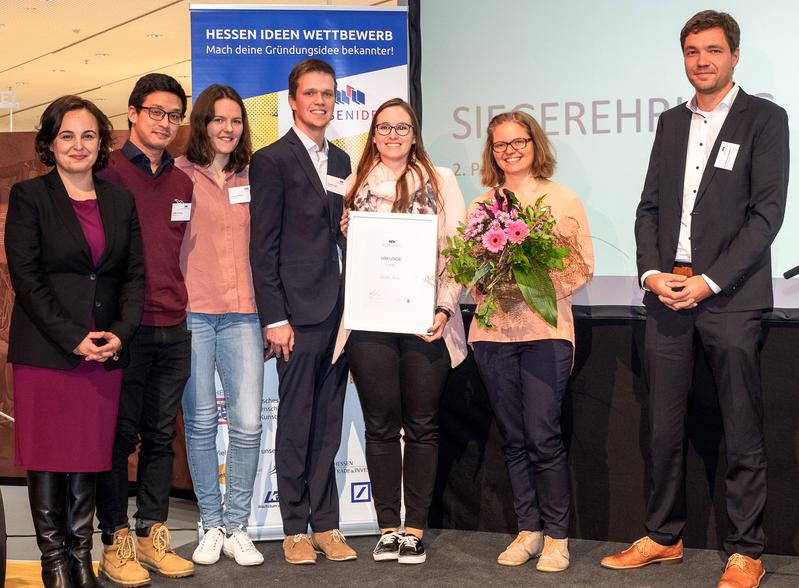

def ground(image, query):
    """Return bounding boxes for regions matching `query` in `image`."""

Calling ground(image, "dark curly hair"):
[35,95,114,171]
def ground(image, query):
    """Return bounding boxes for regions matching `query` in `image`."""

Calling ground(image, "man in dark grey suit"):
[249,58,355,565]
[601,11,789,588]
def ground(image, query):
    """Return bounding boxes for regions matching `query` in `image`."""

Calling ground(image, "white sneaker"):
[192,526,225,565]
[223,526,264,566]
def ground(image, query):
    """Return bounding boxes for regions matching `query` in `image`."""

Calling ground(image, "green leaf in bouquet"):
[475,293,497,329]
[513,262,558,328]
[466,263,491,292]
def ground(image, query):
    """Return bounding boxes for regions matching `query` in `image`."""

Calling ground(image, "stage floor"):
[4,482,798,587]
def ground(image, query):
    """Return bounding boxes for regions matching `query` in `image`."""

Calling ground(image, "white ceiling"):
[0,0,398,132]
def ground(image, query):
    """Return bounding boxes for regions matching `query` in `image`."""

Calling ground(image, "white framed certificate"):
[344,211,438,334]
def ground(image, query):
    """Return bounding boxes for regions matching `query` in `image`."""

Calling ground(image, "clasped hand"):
[73,331,122,362]
[645,273,713,311]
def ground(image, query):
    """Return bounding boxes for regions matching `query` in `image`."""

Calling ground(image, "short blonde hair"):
[480,111,556,187]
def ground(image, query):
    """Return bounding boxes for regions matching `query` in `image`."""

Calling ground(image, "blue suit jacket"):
[249,128,352,326]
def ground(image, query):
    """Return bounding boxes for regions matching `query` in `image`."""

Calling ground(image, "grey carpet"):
[106,530,799,587]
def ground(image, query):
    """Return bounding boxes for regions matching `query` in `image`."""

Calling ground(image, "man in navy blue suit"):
[601,11,789,588]
[249,58,355,565]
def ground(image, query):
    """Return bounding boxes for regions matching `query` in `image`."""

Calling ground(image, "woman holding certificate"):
[177,84,264,567]
[468,111,593,572]
[334,98,466,564]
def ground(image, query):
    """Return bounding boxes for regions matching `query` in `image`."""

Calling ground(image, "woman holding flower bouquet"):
[333,98,467,564]
[456,111,593,572]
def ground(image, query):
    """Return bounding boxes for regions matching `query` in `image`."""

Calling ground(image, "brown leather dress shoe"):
[600,536,683,569]
[718,554,765,588]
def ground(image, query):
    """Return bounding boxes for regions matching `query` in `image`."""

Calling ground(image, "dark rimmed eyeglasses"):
[375,122,413,136]
[139,105,184,125]
[491,137,532,153]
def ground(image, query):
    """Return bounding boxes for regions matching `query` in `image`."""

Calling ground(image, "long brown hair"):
[345,98,442,212]
[185,84,252,173]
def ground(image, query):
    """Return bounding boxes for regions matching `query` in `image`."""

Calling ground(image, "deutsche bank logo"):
[351,482,371,503]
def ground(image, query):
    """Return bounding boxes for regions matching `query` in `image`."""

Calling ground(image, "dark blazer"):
[5,169,145,370]
[249,128,351,326]
[635,88,789,312]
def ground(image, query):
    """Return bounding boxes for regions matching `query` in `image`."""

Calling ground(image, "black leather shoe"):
[27,471,75,588]
[67,473,100,588]
[372,531,403,561]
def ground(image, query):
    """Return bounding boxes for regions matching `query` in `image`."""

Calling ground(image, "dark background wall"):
[431,312,799,556]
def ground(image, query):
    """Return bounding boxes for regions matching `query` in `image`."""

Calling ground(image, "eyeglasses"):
[375,122,413,136]
[139,105,184,125]
[491,137,532,153]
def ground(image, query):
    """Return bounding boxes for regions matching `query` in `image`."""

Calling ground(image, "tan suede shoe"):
[99,528,151,587]
[718,554,765,588]
[600,536,683,569]
[312,529,357,561]
[283,533,317,564]
[136,523,195,578]
[497,531,543,566]
[537,536,570,572]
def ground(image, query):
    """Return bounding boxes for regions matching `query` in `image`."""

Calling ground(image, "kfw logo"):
[336,85,366,106]
[351,482,371,503]
[264,490,279,504]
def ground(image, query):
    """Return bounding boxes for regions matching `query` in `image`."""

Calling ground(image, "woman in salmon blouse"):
[469,111,593,573]
[177,84,264,568]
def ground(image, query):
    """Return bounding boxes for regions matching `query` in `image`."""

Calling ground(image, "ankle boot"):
[67,473,100,587]
[27,470,74,588]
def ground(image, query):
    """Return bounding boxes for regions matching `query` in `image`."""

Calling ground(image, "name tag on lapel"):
[714,141,740,171]
[326,175,346,195]
[228,185,251,204]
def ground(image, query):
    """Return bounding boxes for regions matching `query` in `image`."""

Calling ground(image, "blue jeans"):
[182,312,264,530]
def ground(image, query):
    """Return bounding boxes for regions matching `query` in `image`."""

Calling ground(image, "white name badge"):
[171,202,192,222]
[326,175,346,195]
[228,185,251,204]
[714,141,740,171]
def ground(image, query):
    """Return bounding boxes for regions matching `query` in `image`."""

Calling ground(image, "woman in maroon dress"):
[5,96,144,588]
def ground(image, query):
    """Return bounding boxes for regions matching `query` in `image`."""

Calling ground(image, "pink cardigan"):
[332,166,467,367]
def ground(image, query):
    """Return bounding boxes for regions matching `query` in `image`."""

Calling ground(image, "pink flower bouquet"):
[443,188,570,328]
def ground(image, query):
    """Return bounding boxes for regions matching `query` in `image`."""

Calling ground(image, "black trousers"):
[96,323,192,534]
[346,331,451,530]
[275,303,349,535]
[473,339,573,539]
[643,302,766,558]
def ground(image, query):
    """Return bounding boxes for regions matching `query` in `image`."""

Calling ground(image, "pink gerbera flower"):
[482,227,508,253]
[506,220,530,244]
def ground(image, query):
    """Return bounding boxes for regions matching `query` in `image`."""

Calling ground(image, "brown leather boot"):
[136,523,194,578]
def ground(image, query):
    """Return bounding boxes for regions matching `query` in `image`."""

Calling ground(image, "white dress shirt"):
[641,83,739,294]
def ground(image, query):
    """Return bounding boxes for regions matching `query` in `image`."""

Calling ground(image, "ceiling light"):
[95,52,110,57]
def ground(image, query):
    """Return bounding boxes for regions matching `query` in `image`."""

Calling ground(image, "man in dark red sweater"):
[95,73,195,585]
